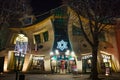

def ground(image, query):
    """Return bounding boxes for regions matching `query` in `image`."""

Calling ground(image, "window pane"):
[34,34,41,44]
[43,31,49,42]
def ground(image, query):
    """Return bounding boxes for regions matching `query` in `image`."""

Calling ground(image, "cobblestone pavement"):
[0,73,120,80]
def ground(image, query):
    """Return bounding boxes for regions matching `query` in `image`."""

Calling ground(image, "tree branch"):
[76,10,93,47]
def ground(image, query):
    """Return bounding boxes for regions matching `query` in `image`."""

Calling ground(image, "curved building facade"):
[0,5,120,74]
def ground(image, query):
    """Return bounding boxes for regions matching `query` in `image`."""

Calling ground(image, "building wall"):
[68,7,92,55]
[6,16,54,72]
[1,6,120,73]
[67,7,120,72]
[114,20,120,71]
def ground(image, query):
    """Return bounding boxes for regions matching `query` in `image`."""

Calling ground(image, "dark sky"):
[31,0,63,15]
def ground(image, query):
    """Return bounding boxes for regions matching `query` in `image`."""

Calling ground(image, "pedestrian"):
[72,64,78,75]
[61,60,65,72]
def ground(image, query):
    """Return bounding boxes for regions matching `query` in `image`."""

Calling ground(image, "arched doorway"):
[7,33,28,71]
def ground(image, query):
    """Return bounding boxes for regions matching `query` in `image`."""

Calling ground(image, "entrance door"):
[82,58,92,73]
[53,60,69,74]
[29,56,45,71]
[51,59,76,74]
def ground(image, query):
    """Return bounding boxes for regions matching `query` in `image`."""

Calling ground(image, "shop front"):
[27,55,45,72]
[100,53,112,74]
[82,54,92,73]
[81,52,113,74]
[7,51,25,71]
[50,50,76,74]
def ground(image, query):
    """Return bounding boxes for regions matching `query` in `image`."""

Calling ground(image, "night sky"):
[31,0,63,15]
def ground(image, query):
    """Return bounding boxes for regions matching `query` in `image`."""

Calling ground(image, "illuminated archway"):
[14,33,28,71]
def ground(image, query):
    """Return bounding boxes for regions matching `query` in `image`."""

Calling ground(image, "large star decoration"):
[57,40,68,51]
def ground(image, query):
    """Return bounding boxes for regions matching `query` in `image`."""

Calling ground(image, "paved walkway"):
[0,73,120,80]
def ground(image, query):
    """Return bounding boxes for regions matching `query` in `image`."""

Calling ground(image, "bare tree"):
[63,0,120,80]
[0,0,32,51]
[0,0,32,27]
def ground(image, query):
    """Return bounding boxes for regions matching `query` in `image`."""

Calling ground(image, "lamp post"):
[14,33,28,80]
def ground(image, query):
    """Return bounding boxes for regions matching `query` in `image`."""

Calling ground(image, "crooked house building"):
[0,5,120,74]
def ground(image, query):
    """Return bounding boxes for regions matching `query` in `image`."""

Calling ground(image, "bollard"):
[19,74,25,80]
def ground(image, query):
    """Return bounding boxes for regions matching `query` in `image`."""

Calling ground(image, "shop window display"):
[30,56,44,71]
[82,55,92,73]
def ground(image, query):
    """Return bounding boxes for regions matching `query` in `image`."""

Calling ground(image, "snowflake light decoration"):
[57,40,68,51]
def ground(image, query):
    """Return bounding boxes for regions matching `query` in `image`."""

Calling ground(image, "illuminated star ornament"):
[57,40,68,51]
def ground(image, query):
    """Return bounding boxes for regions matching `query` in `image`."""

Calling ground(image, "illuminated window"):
[30,56,45,71]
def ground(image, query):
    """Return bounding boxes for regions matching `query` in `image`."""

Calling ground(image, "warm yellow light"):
[71,51,75,57]
[4,57,8,72]
[55,50,59,55]
[18,34,24,37]
[50,52,54,56]
[15,34,28,43]
[105,73,109,76]
[65,50,70,55]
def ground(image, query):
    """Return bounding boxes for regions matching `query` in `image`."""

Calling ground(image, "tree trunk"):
[90,41,100,80]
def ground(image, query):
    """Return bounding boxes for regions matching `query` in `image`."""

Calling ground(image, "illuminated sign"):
[57,40,68,51]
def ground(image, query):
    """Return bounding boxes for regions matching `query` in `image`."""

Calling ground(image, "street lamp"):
[55,49,59,56]
[14,33,28,80]
[71,51,75,57]
[65,50,70,56]
[50,52,54,56]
